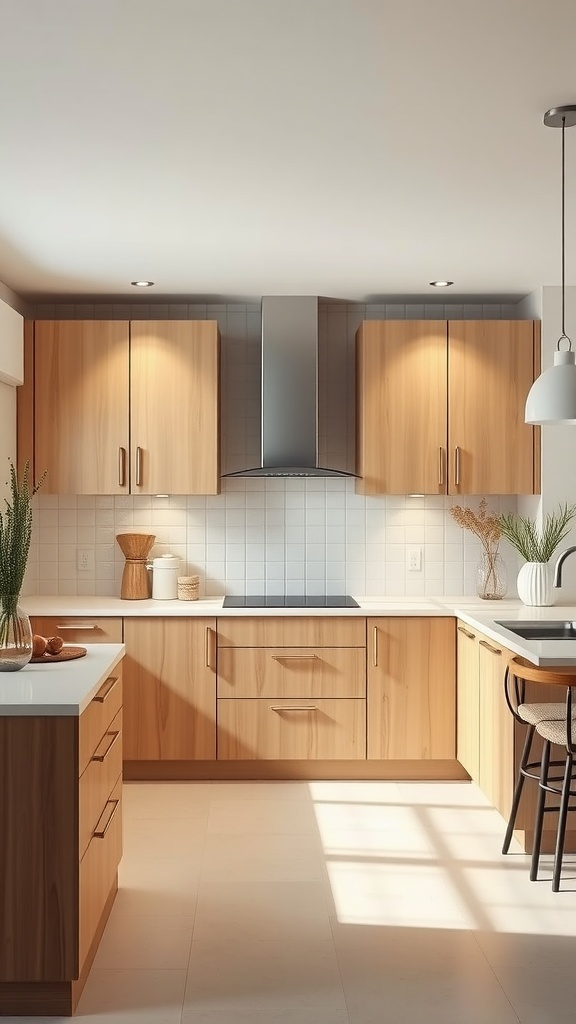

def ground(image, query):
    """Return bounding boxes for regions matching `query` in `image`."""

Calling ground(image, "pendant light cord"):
[560,114,572,350]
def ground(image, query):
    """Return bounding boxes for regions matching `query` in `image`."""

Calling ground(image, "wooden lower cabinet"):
[30,616,123,645]
[218,698,366,759]
[0,668,123,1016]
[122,618,217,762]
[368,617,456,759]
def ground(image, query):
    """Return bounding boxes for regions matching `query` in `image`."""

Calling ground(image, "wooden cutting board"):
[31,645,87,664]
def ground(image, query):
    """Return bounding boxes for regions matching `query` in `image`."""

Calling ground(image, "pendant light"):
[525,104,576,425]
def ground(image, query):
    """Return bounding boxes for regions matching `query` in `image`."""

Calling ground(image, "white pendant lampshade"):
[525,104,576,426]
[525,348,576,424]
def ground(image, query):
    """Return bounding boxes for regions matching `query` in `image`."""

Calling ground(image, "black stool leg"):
[530,739,551,881]
[503,724,535,854]
[552,752,574,893]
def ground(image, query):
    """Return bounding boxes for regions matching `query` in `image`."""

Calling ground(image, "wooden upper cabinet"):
[448,321,536,494]
[356,321,448,495]
[34,321,130,494]
[130,320,220,495]
[356,319,538,495]
[22,319,220,495]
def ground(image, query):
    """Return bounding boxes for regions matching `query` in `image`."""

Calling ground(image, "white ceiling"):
[1,0,576,304]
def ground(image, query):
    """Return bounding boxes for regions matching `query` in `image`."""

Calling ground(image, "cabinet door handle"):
[118,446,126,487]
[454,446,461,487]
[57,623,98,630]
[92,730,120,762]
[271,654,317,661]
[93,675,118,703]
[479,639,502,656]
[135,446,143,486]
[94,798,120,839]
[457,626,476,640]
[438,447,445,487]
[372,625,378,667]
[270,705,317,712]
[205,627,216,669]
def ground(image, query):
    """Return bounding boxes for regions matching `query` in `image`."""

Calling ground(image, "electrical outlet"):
[407,547,423,572]
[77,547,95,573]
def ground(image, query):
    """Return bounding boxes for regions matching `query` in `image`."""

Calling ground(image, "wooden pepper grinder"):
[116,533,156,599]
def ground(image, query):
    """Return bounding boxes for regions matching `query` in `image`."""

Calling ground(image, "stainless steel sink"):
[496,620,576,640]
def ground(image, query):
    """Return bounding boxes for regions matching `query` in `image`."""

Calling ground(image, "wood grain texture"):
[456,621,480,780]
[34,320,130,494]
[79,708,122,860]
[0,716,78,981]
[533,320,541,493]
[79,777,122,972]
[217,698,366,760]
[16,319,34,478]
[30,616,123,645]
[448,320,536,494]
[217,616,366,648]
[355,321,448,495]
[217,647,366,698]
[124,758,469,781]
[367,617,456,759]
[130,320,220,495]
[79,671,122,777]
[478,640,515,819]
[123,617,217,759]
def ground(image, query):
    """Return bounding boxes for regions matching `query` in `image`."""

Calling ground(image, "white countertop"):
[19,595,576,667]
[0,643,125,716]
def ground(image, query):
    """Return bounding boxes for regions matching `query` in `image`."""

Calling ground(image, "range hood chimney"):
[224,296,356,478]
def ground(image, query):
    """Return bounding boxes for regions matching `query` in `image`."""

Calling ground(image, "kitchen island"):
[0,643,125,1016]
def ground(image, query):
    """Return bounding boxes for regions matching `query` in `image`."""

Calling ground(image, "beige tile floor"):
[11,779,576,1023]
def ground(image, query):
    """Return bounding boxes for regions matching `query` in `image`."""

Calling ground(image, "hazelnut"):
[46,636,64,655]
[32,634,47,657]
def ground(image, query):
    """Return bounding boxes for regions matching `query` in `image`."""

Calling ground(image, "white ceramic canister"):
[151,554,181,600]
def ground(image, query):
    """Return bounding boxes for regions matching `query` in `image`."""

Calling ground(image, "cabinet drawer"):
[79,670,123,777]
[218,647,366,698]
[218,616,366,648]
[30,616,123,644]
[217,698,366,760]
[79,777,122,972]
[79,709,122,860]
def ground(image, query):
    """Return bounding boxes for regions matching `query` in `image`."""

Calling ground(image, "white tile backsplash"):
[26,482,518,599]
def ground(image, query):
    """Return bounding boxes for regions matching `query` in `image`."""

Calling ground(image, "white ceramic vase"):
[516,561,554,607]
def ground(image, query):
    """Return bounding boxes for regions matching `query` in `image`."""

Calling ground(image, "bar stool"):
[503,656,576,891]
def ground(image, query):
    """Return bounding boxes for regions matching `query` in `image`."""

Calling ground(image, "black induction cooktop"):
[222,595,359,608]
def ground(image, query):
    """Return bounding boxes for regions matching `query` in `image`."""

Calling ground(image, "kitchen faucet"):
[553,546,576,587]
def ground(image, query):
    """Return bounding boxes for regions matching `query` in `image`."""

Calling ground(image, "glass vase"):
[476,550,507,600]
[0,594,33,671]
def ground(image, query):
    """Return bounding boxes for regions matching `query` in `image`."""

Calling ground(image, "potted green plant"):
[0,461,45,670]
[497,503,576,606]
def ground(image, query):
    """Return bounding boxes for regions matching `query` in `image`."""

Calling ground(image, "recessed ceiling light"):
[429,280,454,288]
[130,280,154,288]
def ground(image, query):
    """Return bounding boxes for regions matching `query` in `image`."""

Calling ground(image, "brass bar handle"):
[92,730,120,763]
[372,625,378,667]
[205,627,216,669]
[57,624,98,630]
[94,798,120,839]
[479,639,502,656]
[457,626,476,640]
[93,675,118,703]
[271,654,317,661]
[454,446,461,487]
[118,446,126,487]
[136,446,143,487]
[438,447,444,487]
[270,705,318,712]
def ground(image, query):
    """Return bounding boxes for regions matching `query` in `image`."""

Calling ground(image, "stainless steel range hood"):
[224,296,356,478]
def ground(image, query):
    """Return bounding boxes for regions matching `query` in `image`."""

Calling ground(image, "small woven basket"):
[177,575,200,601]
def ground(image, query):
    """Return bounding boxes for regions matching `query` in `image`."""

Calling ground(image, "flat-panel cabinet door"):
[34,321,130,494]
[448,320,536,494]
[456,621,480,781]
[130,321,220,495]
[368,617,456,759]
[123,618,217,760]
[356,321,448,495]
